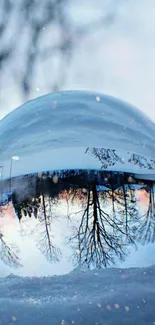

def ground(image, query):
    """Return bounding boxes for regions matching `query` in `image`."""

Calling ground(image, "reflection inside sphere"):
[0,169,154,276]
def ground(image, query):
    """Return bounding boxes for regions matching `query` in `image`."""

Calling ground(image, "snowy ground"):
[0,266,155,325]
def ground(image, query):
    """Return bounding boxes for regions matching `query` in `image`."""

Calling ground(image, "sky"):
[0,0,155,122]
[66,0,155,122]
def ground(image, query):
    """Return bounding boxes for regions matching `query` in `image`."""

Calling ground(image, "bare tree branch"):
[0,232,22,268]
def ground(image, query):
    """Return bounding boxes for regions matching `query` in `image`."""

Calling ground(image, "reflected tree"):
[0,232,22,268]
[113,185,139,234]
[36,191,61,263]
[135,184,155,244]
[86,147,155,173]
[7,170,155,268]
[128,154,155,171]
[86,147,124,170]
[11,187,61,263]
[69,183,135,268]
[11,192,41,221]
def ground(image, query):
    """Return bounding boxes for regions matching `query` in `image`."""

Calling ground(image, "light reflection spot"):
[61,320,65,325]
[12,316,17,322]
[52,175,59,184]
[124,306,130,312]
[12,156,20,161]
[106,305,111,311]
[114,303,120,309]
[96,96,100,102]
[38,172,43,178]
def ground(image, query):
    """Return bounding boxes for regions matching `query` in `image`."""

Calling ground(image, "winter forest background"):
[0,0,155,122]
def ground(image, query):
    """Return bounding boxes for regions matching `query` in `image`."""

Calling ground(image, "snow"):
[0,266,155,324]
[0,91,155,180]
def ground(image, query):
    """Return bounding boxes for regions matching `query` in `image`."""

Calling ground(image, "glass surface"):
[0,91,155,325]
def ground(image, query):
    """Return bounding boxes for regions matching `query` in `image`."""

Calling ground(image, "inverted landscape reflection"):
[0,168,155,277]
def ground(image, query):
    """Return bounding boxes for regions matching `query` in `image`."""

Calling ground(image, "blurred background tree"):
[0,0,155,120]
[0,0,122,115]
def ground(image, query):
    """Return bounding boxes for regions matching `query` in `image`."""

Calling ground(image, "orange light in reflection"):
[136,190,149,205]
[0,203,14,217]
